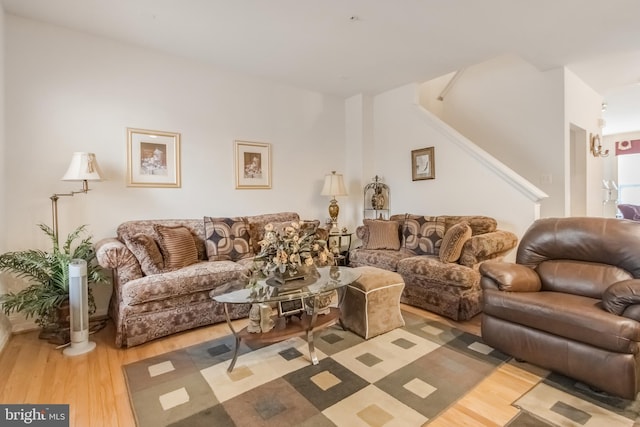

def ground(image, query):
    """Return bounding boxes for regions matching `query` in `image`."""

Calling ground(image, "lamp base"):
[63,340,96,356]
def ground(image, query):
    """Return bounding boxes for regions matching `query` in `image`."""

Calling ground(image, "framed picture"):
[278,298,304,317]
[235,140,272,189]
[127,128,181,188]
[411,147,435,181]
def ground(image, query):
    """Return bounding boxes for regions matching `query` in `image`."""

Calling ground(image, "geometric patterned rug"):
[123,311,640,426]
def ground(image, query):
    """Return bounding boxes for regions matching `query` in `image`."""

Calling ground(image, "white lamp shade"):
[321,171,347,197]
[62,152,104,181]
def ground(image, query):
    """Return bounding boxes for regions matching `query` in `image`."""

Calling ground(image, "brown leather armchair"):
[480,217,640,399]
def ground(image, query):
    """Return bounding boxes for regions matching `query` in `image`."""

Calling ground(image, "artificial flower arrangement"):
[247,220,336,286]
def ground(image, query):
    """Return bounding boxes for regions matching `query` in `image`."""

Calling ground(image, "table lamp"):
[320,171,347,233]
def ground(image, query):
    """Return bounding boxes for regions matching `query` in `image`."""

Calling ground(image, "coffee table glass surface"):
[212,265,360,371]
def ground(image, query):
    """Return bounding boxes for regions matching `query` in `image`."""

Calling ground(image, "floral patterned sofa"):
[349,214,518,321]
[95,212,312,347]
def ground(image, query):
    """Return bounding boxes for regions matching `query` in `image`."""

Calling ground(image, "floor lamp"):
[50,152,103,244]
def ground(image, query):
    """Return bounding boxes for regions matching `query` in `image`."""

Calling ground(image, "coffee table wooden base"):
[223,304,340,372]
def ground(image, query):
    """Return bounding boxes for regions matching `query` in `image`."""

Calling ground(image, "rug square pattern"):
[331,327,440,383]
[375,339,501,419]
[221,378,324,426]
[514,383,636,427]
[129,372,218,427]
[201,337,326,403]
[283,358,370,411]
[322,384,428,426]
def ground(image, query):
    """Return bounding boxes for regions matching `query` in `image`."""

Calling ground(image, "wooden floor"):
[0,304,544,427]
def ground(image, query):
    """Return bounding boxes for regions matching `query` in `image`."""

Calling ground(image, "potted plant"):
[0,224,107,342]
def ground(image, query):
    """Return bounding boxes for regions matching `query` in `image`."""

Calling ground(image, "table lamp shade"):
[321,171,347,197]
[62,152,104,181]
[321,171,347,229]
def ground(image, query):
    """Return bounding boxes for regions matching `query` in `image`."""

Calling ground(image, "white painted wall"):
[426,55,566,217]
[3,16,345,327]
[563,68,605,216]
[0,5,12,351]
[354,84,541,245]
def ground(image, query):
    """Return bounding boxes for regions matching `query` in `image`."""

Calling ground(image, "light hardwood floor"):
[0,304,543,427]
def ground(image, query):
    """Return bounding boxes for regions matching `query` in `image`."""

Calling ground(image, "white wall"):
[0,5,12,351]
[352,84,540,245]
[3,16,345,326]
[563,68,605,216]
[426,55,566,217]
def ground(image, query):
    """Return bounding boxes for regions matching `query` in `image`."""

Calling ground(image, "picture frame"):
[235,140,272,189]
[278,298,304,317]
[127,128,181,188]
[411,147,435,181]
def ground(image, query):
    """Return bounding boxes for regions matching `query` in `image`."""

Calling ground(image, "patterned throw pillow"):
[124,233,165,275]
[204,216,253,261]
[153,225,198,270]
[363,219,401,250]
[403,215,445,255]
[439,221,472,263]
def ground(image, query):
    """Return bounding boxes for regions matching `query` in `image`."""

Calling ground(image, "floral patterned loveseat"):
[95,212,312,347]
[349,214,518,321]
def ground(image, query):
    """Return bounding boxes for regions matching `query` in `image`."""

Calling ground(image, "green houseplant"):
[0,224,107,333]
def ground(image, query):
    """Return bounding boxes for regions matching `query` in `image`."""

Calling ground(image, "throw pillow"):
[439,221,472,263]
[154,225,199,270]
[204,216,253,261]
[403,215,445,255]
[363,219,401,250]
[124,233,165,275]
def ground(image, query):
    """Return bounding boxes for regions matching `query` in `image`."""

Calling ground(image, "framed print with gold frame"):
[411,147,435,181]
[235,140,272,189]
[127,128,181,188]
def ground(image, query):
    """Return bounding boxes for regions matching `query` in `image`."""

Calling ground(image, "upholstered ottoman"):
[341,266,405,339]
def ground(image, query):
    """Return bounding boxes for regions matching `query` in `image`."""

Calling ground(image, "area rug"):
[123,312,639,426]
[509,369,640,427]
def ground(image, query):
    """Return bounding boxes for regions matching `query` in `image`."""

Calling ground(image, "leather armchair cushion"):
[602,279,640,315]
[483,289,640,353]
[537,260,633,299]
[480,261,541,292]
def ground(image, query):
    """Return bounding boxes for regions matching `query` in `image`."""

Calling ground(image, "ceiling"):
[2,0,639,134]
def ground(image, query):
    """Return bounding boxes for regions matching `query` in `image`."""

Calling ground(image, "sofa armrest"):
[95,237,143,285]
[602,279,640,319]
[459,230,518,267]
[479,261,541,292]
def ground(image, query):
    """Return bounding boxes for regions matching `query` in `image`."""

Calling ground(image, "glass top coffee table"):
[212,266,361,372]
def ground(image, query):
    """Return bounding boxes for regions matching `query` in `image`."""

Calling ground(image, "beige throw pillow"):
[204,216,253,261]
[124,233,165,275]
[154,225,198,269]
[363,219,401,250]
[439,221,472,263]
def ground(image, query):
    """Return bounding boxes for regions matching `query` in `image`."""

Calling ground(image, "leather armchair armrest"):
[479,260,541,292]
[602,279,640,316]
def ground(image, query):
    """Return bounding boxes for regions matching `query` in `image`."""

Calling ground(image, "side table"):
[328,232,353,266]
